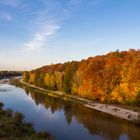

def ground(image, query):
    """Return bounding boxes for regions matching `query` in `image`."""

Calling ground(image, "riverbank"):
[16,80,140,124]
[0,102,54,140]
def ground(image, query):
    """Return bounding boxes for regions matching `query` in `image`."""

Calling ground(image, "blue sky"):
[0,0,140,70]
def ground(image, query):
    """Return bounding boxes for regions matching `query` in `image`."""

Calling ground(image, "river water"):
[0,84,140,140]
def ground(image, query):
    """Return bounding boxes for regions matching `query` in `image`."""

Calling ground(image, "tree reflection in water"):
[23,87,140,140]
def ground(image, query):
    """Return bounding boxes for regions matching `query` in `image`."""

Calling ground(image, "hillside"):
[23,49,140,105]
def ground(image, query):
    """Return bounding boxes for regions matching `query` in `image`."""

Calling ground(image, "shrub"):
[14,112,24,123]
[5,108,13,117]
[0,102,4,109]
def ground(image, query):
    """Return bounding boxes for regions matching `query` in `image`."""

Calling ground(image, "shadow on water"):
[23,86,140,140]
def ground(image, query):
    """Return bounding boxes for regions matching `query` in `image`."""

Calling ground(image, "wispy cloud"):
[23,0,64,52]
[0,11,13,21]
[0,0,21,7]
[25,24,60,51]
[23,0,104,52]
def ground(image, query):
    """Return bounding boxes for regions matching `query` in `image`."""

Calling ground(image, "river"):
[0,83,140,140]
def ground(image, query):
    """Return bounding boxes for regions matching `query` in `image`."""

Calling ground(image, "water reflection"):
[24,87,140,140]
[0,84,140,140]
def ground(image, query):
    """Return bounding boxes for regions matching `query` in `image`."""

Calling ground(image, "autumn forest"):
[23,49,140,105]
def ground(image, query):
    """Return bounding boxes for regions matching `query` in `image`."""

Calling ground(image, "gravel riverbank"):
[19,80,140,124]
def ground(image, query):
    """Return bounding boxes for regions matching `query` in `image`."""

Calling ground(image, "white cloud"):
[0,11,13,21]
[25,24,60,51]
[23,0,104,52]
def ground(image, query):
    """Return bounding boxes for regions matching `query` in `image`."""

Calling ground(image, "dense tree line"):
[23,49,140,105]
[0,71,22,79]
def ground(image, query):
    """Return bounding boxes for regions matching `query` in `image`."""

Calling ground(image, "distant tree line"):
[0,71,22,79]
[23,49,140,105]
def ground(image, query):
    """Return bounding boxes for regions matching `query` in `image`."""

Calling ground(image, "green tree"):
[54,71,63,90]
[63,62,78,93]
[23,71,30,83]
[44,73,51,89]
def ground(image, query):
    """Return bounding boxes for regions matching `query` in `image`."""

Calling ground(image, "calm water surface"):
[0,84,140,140]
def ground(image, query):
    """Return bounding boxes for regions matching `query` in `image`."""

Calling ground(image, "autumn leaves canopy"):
[23,49,140,105]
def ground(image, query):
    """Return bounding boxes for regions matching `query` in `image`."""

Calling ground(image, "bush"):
[0,102,4,109]
[14,112,24,123]
[5,108,13,117]
[38,131,54,139]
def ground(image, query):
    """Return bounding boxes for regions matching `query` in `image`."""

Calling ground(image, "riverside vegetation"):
[0,102,54,140]
[0,71,22,79]
[23,49,140,106]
